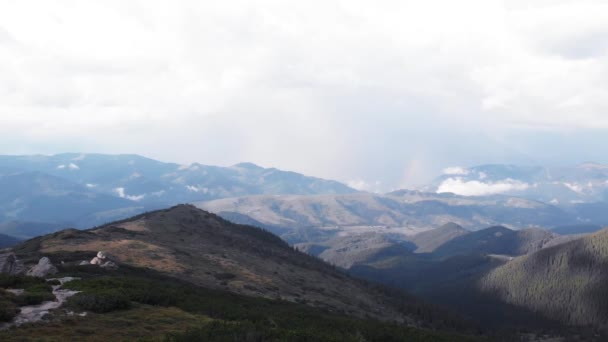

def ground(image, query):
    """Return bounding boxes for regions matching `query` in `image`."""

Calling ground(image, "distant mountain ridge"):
[408,223,469,253]
[0,153,356,203]
[197,191,576,244]
[0,233,20,248]
[0,153,357,236]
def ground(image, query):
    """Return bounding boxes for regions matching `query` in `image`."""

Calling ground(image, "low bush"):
[0,299,19,322]
[19,291,56,306]
[67,290,131,313]
[0,274,47,289]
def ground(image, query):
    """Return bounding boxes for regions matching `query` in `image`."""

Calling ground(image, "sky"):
[1,0,608,192]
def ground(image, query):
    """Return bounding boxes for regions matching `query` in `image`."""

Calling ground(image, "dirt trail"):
[1,277,80,328]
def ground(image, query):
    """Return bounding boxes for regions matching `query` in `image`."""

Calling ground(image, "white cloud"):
[346,179,382,192]
[442,167,470,175]
[563,182,584,194]
[1,1,608,190]
[186,185,208,193]
[436,177,530,196]
[114,187,145,201]
[57,163,79,170]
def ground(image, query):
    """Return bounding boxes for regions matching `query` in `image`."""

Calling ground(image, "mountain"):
[0,171,143,229]
[0,153,356,205]
[11,205,426,322]
[432,226,559,259]
[296,232,415,269]
[0,221,65,240]
[0,153,357,235]
[480,227,608,330]
[197,191,576,244]
[1,205,479,341]
[551,224,604,235]
[426,163,608,210]
[408,223,469,253]
[0,233,20,248]
[343,226,589,334]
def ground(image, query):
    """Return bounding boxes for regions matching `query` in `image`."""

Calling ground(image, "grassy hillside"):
[0,204,486,340]
[0,266,480,341]
[12,205,409,322]
[7,205,482,332]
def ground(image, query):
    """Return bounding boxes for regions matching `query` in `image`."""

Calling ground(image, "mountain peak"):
[9,205,413,323]
[438,222,467,232]
[232,162,264,170]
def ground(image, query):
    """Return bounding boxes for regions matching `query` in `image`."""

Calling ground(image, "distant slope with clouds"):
[0,154,356,205]
[425,163,608,208]
[0,153,357,236]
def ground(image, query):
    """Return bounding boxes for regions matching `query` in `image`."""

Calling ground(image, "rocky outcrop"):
[0,252,24,275]
[90,251,108,265]
[26,257,58,278]
[89,251,118,269]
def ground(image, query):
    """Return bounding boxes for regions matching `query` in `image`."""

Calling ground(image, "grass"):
[0,264,482,341]
[0,304,209,342]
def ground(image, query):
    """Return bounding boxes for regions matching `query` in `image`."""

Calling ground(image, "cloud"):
[346,179,383,193]
[442,167,470,176]
[1,1,608,190]
[436,177,530,196]
[114,187,145,201]
[56,163,80,170]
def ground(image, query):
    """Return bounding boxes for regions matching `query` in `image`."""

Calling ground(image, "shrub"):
[0,300,19,322]
[19,291,56,306]
[0,274,46,289]
[67,290,131,313]
[23,283,52,293]
[46,279,61,286]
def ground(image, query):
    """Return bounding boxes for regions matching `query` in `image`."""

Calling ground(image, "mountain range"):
[196,191,576,244]
[4,154,608,243]
[5,151,608,333]
[2,203,602,339]
[0,153,356,236]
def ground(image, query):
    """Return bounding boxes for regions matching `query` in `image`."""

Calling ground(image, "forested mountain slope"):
[480,227,608,330]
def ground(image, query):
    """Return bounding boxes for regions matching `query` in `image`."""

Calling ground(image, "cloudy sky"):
[1,0,608,191]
